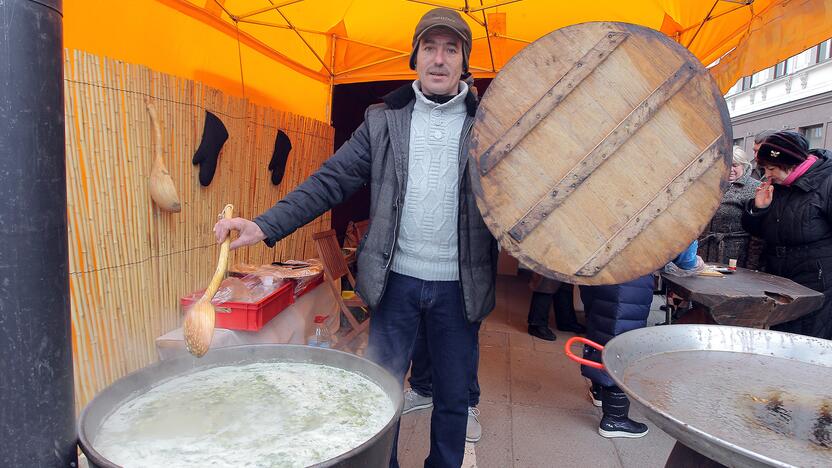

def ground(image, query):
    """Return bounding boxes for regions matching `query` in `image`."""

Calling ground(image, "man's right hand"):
[214,217,266,250]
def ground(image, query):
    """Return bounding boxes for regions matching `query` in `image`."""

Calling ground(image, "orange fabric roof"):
[64,0,832,121]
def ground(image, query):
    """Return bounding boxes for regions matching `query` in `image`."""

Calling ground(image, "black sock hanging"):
[192,110,229,186]
[269,130,292,186]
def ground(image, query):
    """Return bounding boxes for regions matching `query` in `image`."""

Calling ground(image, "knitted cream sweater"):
[391,80,469,281]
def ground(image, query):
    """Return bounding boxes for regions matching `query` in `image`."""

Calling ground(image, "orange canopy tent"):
[65,0,832,122]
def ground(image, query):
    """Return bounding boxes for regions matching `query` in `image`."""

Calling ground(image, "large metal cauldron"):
[601,325,832,468]
[78,345,403,467]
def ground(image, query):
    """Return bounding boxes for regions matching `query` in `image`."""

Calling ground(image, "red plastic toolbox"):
[180,280,295,331]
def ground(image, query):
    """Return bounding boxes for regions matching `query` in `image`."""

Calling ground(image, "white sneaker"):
[402,388,433,414]
[466,406,482,443]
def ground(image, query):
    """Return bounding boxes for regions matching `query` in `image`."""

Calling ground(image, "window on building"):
[750,70,769,86]
[800,125,824,149]
[774,60,789,78]
[741,75,753,90]
[817,39,831,63]
[726,79,743,96]
[793,50,811,72]
[733,138,744,148]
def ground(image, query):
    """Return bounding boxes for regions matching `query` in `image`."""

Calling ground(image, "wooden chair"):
[312,229,369,343]
[342,218,371,249]
[353,219,370,243]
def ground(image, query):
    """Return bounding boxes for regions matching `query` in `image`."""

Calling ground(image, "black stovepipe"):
[0,1,76,466]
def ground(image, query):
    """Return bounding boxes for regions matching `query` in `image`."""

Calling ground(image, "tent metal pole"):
[676,3,749,35]
[686,0,720,48]
[236,17,326,36]
[467,0,523,13]
[235,21,247,99]
[335,53,411,77]
[167,0,329,82]
[333,35,410,55]
[407,0,524,13]
[406,0,457,10]
[479,0,496,72]
[274,8,333,76]
[211,0,234,19]
[465,11,486,27]
[490,33,531,44]
[327,34,336,124]
[236,0,304,21]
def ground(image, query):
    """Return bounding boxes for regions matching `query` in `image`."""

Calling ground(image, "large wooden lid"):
[470,22,732,285]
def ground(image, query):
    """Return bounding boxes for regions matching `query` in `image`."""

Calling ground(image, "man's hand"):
[754,179,774,209]
[214,217,266,250]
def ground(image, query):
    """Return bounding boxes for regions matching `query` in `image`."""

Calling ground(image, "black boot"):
[528,324,556,341]
[599,386,648,438]
[553,285,586,334]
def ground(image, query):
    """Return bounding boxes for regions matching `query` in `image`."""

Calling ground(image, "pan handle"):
[564,336,605,370]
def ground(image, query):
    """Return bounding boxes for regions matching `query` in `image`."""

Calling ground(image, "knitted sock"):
[269,130,292,186]
[192,110,228,186]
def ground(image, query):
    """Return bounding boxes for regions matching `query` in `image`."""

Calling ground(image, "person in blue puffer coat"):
[579,240,699,439]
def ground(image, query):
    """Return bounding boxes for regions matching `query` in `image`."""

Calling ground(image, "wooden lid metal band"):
[574,135,724,277]
[477,31,630,176]
[508,62,699,243]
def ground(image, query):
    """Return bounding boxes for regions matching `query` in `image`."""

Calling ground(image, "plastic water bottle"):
[307,315,332,348]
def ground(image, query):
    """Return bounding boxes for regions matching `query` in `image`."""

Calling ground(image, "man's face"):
[415,29,463,96]
[753,142,761,156]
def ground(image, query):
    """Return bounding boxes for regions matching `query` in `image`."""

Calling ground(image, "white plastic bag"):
[183,274,284,305]
[662,255,706,277]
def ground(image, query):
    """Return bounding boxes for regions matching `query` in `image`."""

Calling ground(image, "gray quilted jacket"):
[254,83,498,323]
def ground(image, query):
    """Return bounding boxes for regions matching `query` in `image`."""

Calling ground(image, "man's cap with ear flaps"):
[408,8,472,73]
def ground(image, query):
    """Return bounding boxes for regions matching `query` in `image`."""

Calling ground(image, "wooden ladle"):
[146,99,182,212]
[184,204,234,357]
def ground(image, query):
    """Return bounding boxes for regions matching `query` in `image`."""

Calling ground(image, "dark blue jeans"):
[409,318,481,407]
[367,272,479,468]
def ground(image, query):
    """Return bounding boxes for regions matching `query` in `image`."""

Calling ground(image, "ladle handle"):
[146,99,163,164]
[200,204,234,302]
[564,336,605,370]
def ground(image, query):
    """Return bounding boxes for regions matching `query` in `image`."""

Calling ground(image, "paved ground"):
[378,273,677,468]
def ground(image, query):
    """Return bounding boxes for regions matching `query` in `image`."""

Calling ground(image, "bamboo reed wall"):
[64,50,334,409]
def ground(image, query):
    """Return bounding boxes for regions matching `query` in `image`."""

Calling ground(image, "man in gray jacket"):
[214,8,497,468]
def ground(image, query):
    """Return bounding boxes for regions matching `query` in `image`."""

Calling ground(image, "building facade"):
[726,38,832,153]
